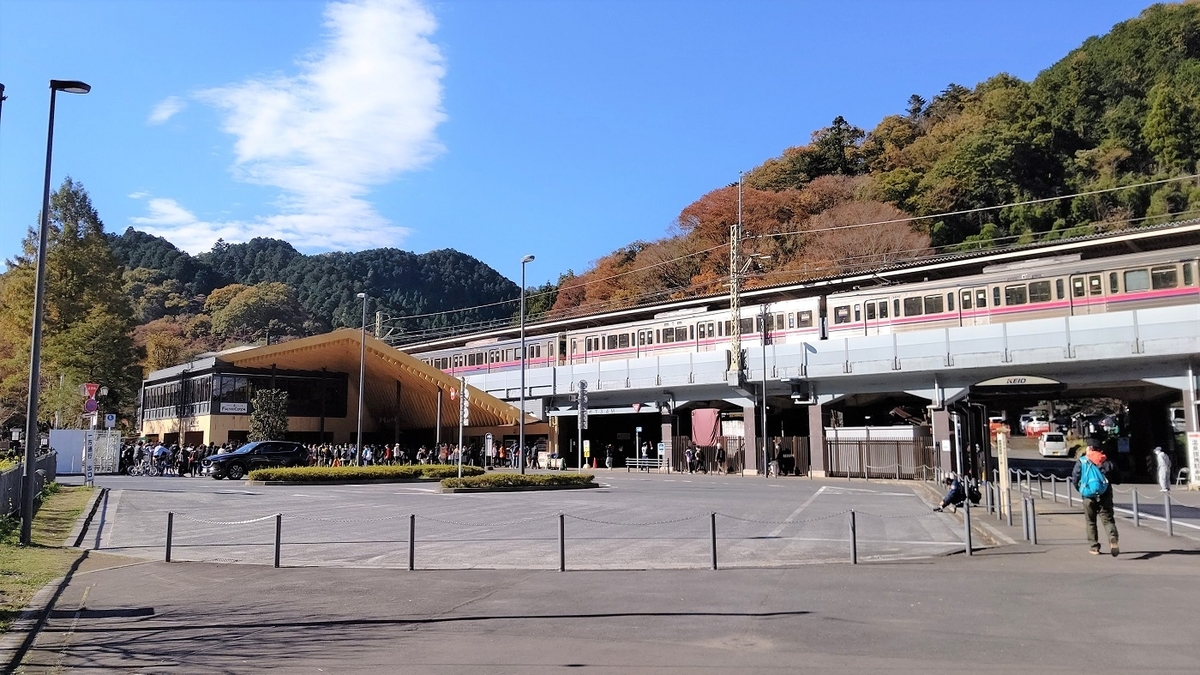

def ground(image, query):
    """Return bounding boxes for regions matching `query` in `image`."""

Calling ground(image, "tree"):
[210,282,309,341]
[248,389,288,441]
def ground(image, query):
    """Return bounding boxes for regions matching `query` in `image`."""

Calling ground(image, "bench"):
[627,457,663,472]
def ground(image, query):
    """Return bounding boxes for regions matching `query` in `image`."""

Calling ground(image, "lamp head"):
[50,80,91,94]
[356,292,366,299]
[521,254,535,264]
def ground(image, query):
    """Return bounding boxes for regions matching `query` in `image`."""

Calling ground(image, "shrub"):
[248,464,485,482]
[441,473,596,490]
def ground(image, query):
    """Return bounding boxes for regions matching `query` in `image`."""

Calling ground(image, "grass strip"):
[441,473,596,490]
[248,464,485,482]
[0,485,94,633]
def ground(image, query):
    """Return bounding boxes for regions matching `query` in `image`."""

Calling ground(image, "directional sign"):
[578,380,588,430]
[104,413,116,429]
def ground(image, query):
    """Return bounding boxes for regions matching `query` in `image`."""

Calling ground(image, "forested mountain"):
[550,2,1200,316]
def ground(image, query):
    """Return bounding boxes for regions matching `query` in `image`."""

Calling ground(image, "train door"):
[1069,273,1104,314]
[961,287,989,325]
[862,297,890,335]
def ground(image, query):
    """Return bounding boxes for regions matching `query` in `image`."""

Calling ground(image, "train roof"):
[397,218,1200,353]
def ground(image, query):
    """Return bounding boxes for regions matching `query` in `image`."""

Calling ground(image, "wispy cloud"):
[132,0,446,253]
[148,96,186,125]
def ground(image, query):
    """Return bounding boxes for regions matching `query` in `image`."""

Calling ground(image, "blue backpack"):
[1079,458,1109,498]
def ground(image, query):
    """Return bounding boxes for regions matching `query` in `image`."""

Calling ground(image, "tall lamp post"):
[21,80,90,546]
[518,254,534,474]
[356,292,368,466]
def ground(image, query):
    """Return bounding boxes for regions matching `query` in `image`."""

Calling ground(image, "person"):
[1071,441,1120,556]
[1153,446,1172,492]
[605,444,613,469]
[684,445,695,473]
[933,473,965,512]
[715,443,726,475]
[694,446,706,474]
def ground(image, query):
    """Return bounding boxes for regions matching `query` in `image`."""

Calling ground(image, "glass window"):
[1004,285,1028,305]
[1088,275,1102,295]
[976,289,987,308]
[923,295,943,314]
[689,325,695,340]
[662,328,673,344]
[798,311,813,328]
[677,327,689,342]
[647,331,654,345]
[1184,262,1195,286]
[1028,281,1052,303]
[1150,266,1178,290]
[1072,278,1086,298]
[1123,269,1150,292]
[992,287,1001,306]
[788,313,795,328]
[618,333,629,349]
[854,305,861,322]
[607,335,618,350]
[894,299,900,317]
[947,292,955,312]
[1056,279,1065,300]
[776,314,784,330]
[865,303,876,320]
[740,318,754,334]
[1109,272,1119,293]
[961,291,972,310]
[878,301,888,318]
[903,297,923,316]
[833,305,851,324]
[708,322,714,337]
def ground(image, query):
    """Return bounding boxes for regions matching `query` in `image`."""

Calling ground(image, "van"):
[1170,407,1186,434]
[1038,432,1068,457]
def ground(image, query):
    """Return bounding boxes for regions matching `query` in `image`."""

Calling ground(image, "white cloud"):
[133,0,444,253]
[148,96,186,125]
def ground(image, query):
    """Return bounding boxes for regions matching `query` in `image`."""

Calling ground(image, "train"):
[411,243,1200,376]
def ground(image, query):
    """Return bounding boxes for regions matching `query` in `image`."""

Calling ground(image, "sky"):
[0,0,1156,286]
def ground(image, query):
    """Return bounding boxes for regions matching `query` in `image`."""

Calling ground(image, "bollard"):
[1006,488,1013,528]
[849,510,857,565]
[408,514,416,571]
[710,512,718,570]
[165,512,174,563]
[896,463,901,481]
[274,513,282,568]
[1132,490,1140,527]
[963,498,973,557]
[1028,498,1037,545]
[984,480,993,515]
[1067,478,1074,508]
[558,513,566,571]
[1038,474,1044,499]
[1021,496,1030,541]
[1165,494,1174,537]
[1051,475,1058,504]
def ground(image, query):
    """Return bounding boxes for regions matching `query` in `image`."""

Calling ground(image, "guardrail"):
[0,452,58,517]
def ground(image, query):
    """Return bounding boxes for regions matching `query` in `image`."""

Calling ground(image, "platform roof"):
[218,329,528,431]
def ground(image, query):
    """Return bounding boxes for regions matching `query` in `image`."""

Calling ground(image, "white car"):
[1038,432,1069,457]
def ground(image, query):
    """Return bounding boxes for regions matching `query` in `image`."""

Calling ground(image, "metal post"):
[710,512,718,570]
[1028,498,1038,545]
[1132,489,1140,527]
[1051,475,1058,503]
[356,293,367,466]
[274,513,282,568]
[1067,476,1074,507]
[457,376,466,479]
[1037,474,1044,499]
[558,512,565,572]
[1005,486,1013,527]
[519,255,534,475]
[408,514,416,571]
[849,510,858,564]
[1021,496,1030,541]
[165,511,173,562]
[760,305,769,478]
[1165,493,1174,537]
[984,480,993,514]
[963,490,973,556]
[896,462,901,481]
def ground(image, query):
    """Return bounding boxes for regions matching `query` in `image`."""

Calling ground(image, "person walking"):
[1153,446,1172,492]
[1071,441,1120,556]
[715,443,726,475]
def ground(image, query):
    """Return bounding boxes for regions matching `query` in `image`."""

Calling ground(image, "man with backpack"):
[1071,441,1119,556]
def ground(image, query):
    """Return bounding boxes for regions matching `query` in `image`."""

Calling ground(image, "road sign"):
[104,413,116,429]
[83,399,98,413]
[578,380,588,430]
[83,382,100,399]
[84,432,94,487]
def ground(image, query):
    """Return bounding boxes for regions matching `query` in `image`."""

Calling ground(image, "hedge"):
[441,473,596,490]
[248,464,485,482]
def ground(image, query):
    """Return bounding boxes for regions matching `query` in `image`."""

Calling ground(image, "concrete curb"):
[439,483,600,494]
[66,486,108,548]
[245,477,445,486]
[0,549,91,672]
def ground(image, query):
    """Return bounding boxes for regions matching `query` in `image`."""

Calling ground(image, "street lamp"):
[356,292,367,466]
[518,254,534,474]
[22,79,90,546]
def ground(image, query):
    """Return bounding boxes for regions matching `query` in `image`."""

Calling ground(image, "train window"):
[1088,275,1102,295]
[492,350,501,363]
[695,324,704,339]
[788,313,795,328]
[657,329,662,343]
[1184,262,1195,286]
[571,340,578,354]
[894,299,901,317]
[1123,269,1150,292]
[618,334,629,349]
[741,318,754,334]
[854,305,861,322]
[1151,266,1178,289]
[453,355,463,367]
[776,314,785,330]
[677,327,689,342]
[865,303,876,320]
[976,289,987,308]
[798,311,814,328]
[467,353,476,367]
[992,287,1001,306]
[834,305,851,324]
[532,344,542,359]
[662,328,673,344]
[756,315,764,333]
[878,301,888,318]
[962,291,972,310]
[1072,278,1086,298]
[923,295,943,314]
[1056,279,1065,300]
[1004,285,1028,306]
[1028,281,1052,303]
[708,322,715,337]
[689,325,695,340]
[903,297,923,317]
[947,292,955,312]
[1108,272,1119,293]
[724,321,732,336]
[607,335,618,350]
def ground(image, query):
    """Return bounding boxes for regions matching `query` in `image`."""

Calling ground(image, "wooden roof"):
[220,329,526,430]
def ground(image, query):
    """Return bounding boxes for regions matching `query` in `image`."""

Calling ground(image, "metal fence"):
[824,440,937,480]
[669,436,811,475]
[0,452,58,517]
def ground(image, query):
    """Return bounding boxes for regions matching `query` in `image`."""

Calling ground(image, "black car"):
[203,441,309,480]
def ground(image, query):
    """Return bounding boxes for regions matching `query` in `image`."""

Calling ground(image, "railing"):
[0,452,59,517]
[825,440,937,480]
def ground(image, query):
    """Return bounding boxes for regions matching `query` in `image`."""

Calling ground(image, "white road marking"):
[767,486,827,537]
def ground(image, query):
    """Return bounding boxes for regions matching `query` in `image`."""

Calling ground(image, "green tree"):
[248,389,288,441]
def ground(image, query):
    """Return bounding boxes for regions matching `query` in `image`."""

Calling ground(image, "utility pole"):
[729,171,744,378]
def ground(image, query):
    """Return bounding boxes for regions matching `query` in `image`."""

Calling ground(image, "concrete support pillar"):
[1184,372,1198,434]
[661,418,674,469]
[931,409,952,473]
[743,405,759,475]
[808,403,826,477]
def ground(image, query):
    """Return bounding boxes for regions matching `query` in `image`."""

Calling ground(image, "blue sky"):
[0,0,1154,286]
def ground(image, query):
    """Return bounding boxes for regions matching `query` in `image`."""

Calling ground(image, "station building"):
[138,329,542,448]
